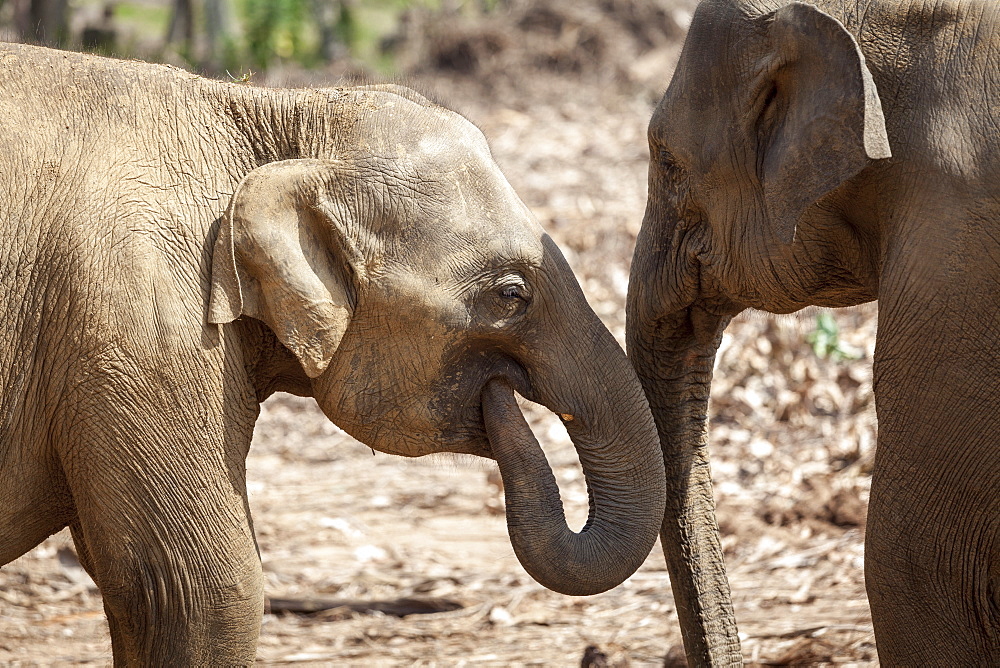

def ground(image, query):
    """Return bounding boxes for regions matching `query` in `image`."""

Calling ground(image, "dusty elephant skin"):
[626,0,1000,665]
[0,43,667,664]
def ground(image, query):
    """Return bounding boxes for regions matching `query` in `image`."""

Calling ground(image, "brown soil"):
[0,4,879,665]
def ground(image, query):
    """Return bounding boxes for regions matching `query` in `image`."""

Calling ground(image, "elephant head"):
[626,0,890,663]
[208,91,666,596]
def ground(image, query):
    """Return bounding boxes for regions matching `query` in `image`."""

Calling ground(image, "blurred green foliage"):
[242,0,314,69]
[0,0,501,73]
[807,312,860,361]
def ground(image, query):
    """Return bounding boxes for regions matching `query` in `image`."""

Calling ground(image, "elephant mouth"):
[436,423,492,457]
[431,354,534,458]
[475,367,544,457]
[474,377,578,462]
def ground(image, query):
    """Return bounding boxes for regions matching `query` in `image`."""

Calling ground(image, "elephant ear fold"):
[208,159,361,378]
[757,1,891,244]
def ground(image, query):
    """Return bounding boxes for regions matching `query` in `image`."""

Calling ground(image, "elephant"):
[626,0,1000,664]
[0,43,667,664]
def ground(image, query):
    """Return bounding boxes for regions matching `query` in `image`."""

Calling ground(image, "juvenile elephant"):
[626,0,1000,664]
[0,43,667,664]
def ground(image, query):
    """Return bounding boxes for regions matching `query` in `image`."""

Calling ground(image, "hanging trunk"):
[627,303,743,665]
[626,166,744,665]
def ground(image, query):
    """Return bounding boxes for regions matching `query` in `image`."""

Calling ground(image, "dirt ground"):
[1,4,881,665]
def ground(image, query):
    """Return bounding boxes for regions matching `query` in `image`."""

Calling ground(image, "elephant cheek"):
[308,357,447,458]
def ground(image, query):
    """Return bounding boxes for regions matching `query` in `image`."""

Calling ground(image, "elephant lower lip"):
[435,421,491,458]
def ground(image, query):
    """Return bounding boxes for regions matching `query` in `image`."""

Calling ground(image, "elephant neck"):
[216,84,370,168]
[234,318,314,402]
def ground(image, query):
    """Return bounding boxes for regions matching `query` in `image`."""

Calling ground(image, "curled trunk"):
[481,373,665,597]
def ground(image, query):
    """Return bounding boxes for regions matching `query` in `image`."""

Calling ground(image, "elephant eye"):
[499,284,525,300]
[489,274,530,320]
[496,274,529,301]
[659,148,679,168]
[755,81,782,141]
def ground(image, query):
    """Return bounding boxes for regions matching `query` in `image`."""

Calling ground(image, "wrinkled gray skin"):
[627,0,1000,664]
[0,44,667,665]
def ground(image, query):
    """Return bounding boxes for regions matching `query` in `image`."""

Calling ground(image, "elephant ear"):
[756,2,891,244]
[208,159,364,378]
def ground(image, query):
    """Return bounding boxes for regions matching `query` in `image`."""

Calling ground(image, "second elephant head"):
[208,90,667,596]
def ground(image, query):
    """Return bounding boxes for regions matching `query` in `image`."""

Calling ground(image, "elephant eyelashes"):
[658,148,682,171]
[499,284,526,300]
[754,81,781,140]
[488,275,530,320]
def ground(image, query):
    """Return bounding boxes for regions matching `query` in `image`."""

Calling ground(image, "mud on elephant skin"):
[0,43,666,664]
[626,0,1000,665]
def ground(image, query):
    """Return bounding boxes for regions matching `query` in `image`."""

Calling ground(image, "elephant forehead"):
[404,217,545,280]
[356,102,546,270]
[382,210,544,298]
[450,181,545,266]
[411,137,508,205]
[361,102,493,171]
[392,160,543,255]
[652,0,752,149]
[362,137,512,213]
[414,112,492,165]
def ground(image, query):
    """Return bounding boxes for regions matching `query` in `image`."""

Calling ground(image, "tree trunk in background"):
[12,0,69,46]
[312,0,343,62]
[166,0,194,52]
[166,0,236,74]
[203,0,235,71]
[166,0,192,42]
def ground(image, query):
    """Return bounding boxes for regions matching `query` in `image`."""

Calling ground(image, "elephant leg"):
[63,418,263,665]
[0,444,74,565]
[868,287,1000,662]
[865,445,1000,663]
[71,472,263,664]
[69,519,129,656]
